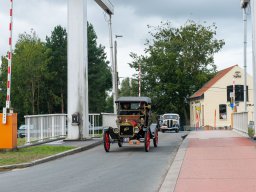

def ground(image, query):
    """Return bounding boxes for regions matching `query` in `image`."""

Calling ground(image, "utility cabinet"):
[0,113,17,150]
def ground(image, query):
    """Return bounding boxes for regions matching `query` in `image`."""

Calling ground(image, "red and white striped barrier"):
[6,0,13,109]
[3,0,14,124]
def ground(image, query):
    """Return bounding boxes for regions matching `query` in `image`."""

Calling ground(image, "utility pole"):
[114,35,123,101]
[251,0,256,136]
[241,0,250,112]
[94,0,116,113]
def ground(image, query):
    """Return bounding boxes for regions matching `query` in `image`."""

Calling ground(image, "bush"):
[248,127,255,138]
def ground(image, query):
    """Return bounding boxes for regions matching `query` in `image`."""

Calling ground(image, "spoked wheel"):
[153,128,158,147]
[144,129,150,152]
[104,132,110,152]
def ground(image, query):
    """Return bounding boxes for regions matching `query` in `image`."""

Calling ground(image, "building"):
[190,65,253,129]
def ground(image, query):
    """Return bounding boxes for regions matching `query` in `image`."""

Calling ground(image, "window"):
[227,85,248,102]
[219,104,227,119]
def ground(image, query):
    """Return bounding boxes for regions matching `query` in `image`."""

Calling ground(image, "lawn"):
[0,142,75,166]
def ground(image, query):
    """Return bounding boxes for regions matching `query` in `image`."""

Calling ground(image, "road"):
[0,132,185,192]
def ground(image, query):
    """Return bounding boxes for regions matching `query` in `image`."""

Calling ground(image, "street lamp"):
[114,35,123,100]
[94,0,116,113]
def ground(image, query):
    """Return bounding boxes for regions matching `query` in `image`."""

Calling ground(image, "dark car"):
[17,125,33,138]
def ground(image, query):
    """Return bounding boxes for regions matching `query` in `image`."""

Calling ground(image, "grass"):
[0,145,75,166]
[17,138,26,146]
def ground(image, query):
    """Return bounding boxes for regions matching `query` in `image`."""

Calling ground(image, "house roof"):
[190,65,237,99]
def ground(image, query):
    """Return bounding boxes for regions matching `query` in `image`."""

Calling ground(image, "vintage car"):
[103,96,158,152]
[159,113,180,133]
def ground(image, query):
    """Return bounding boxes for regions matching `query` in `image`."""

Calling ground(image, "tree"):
[0,30,51,123]
[129,21,225,125]
[46,26,67,113]
[87,23,112,113]
[119,77,138,97]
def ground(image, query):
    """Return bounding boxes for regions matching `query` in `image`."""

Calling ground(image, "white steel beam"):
[251,0,256,135]
[67,0,89,140]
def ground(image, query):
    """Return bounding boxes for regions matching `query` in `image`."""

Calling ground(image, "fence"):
[232,112,248,135]
[24,114,67,144]
[24,113,104,144]
[88,113,102,137]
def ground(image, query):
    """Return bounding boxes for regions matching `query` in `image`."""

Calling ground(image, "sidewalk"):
[160,130,256,192]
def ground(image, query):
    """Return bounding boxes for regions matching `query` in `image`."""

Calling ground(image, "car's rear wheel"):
[144,129,150,152]
[104,132,110,152]
[153,129,158,147]
[175,129,179,133]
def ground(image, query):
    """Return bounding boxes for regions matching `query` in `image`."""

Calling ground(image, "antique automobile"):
[160,113,180,133]
[103,96,158,152]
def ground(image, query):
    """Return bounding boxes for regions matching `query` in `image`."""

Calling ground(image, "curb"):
[159,133,189,192]
[0,140,103,171]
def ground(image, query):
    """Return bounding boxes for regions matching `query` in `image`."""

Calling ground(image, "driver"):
[119,103,130,115]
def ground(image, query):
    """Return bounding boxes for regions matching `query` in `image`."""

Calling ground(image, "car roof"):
[162,113,179,116]
[116,96,151,104]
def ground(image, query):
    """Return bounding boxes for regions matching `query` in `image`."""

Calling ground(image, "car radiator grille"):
[167,120,173,128]
[120,125,133,136]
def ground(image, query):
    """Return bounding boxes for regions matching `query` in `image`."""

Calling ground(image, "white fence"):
[88,113,102,137]
[24,114,67,144]
[24,113,104,144]
[232,112,248,135]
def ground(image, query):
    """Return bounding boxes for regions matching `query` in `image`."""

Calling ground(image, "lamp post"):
[251,0,256,136]
[241,0,250,112]
[94,0,116,113]
[114,35,123,100]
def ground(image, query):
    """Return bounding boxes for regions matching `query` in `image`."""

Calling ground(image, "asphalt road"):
[0,132,185,192]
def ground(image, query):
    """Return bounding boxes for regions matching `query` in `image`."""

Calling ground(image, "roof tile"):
[190,65,237,99]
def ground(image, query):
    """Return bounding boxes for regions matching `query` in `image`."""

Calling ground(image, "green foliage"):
[46,25,67,113]
[248,127,255,138]
[128,20,225,125]
[104,95,114,113]
[0,23,112,123]
[87,23,112,113]
[0,30,51,123]
[119,77,138,97]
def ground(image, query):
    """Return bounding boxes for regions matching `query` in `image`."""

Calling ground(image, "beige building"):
[190,65,254,129]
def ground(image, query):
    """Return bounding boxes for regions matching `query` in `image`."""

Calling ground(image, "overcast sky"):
[0,0,252,78]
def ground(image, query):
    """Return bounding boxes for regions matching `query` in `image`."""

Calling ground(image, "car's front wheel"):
[103,132,110,152]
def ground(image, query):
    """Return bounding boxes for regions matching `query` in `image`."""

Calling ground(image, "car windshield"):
[163,115,178,120]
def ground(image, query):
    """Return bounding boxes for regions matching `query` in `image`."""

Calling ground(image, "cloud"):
[0,0,252,78]
[111,0,242,19]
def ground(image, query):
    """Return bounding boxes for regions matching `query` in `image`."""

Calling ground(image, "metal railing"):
[24,114,67,144]
[89,113,102,137]
[24,113,104,144]
[233,112,248,135]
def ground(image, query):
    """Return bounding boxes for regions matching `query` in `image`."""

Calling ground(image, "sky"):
[0,0,253,79]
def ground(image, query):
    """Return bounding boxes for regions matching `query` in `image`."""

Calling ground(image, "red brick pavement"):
[175,132,256,192]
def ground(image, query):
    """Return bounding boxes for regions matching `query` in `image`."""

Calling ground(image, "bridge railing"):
[24,113,103,144]
[24,114,67,144]
[232,112,248,136]
[88,113,102,137]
